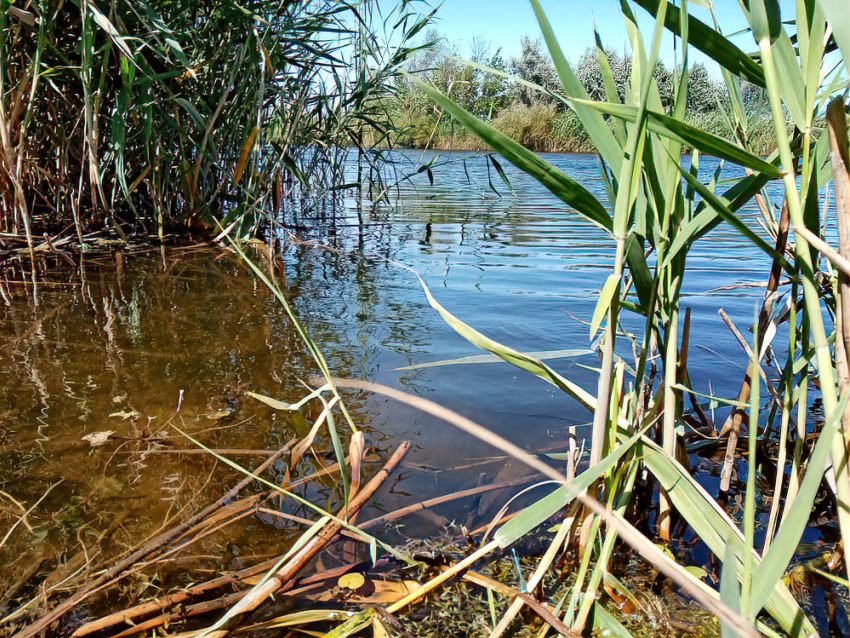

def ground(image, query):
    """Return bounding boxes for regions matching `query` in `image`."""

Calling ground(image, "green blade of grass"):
[529,0,624,173]
[568,98,782,177]
[494,424,650,547]
[674,160,793,274]
[749,391,850,616]
[820,0,850,71]
[411,269,599,410]
[639,434,817,636]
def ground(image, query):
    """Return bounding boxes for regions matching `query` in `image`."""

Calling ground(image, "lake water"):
[0,150,822,609]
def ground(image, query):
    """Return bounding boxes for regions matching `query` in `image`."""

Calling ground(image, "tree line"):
[389,30,775,152]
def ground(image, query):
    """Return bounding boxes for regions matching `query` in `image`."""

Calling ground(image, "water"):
[0,150,824,603]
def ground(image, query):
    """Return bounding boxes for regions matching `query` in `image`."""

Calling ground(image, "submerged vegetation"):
[3,0,850,637]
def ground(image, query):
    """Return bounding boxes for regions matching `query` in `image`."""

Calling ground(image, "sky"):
[424,0,798,75]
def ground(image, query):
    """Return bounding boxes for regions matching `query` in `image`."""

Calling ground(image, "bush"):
[552,111,594,152]
[492,102,557,151]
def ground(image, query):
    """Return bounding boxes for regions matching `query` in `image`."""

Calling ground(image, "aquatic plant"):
[375,0,850,635]
[0,0,432,255]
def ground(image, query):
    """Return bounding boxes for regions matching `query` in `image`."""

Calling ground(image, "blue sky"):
[426,0,797,74]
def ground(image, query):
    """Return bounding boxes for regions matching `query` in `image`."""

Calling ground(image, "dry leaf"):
[338,572,366,590]
[109,410,140,420]
[82,431,115,447]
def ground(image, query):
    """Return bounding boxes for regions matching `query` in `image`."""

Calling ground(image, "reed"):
[374,0,850,635]
[0,0,431,248]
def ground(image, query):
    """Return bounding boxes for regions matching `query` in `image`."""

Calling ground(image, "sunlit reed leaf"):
[392,348,593,371]
[529,0,624,173]
[749,391,850,617]
[674,161,792,273]
[632,0,766,86]
[639,434,817,636]
[819,0,850,72]
[568,98,782,177]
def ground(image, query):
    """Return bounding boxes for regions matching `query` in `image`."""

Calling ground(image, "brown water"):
[0,150,835,624]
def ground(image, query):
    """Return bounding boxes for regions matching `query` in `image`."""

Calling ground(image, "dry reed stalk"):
[719,197,790,494]
[325,378,759,637]
[460,569,580,638]
[195,441,411,633]
[14,442,293,638]
[828,98,850,513]
[487,503,579,638]
[659,303,680,541]
[358,477,535,530]
[78,552,384,638]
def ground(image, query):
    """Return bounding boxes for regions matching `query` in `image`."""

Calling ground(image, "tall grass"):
[0,0,432,252]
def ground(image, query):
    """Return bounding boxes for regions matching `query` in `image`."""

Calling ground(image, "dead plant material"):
[359,477,536,531]
[13,441,293,638]
[196,440,411,632]
[719,194,790,493]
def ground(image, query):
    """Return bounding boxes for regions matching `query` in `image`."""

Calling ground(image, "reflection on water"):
[0,150,818,596]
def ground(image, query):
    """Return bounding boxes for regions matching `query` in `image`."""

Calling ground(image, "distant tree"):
[575,47,722,114]
[474,44,511,118]
[510,37,560,106]
[575,47,631,103]
[684,63,722,113]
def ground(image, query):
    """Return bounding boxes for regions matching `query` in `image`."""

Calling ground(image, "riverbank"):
[387,107,784,156]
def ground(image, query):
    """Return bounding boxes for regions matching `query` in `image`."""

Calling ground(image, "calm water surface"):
[0,150,821,593]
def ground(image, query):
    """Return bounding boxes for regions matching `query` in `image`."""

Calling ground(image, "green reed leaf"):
[569,99,782,177]
[632,0,765,86]
[494,425,649,547]
[675,162,792,274]
[749,392,850,617]
[529,0,624,173]
[745,0,782,43]
[819,0,850,74]
[639,435,817,636]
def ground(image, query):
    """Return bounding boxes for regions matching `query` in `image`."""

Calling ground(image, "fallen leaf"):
[338,572,366,590]
[205,408,235,420]
[82,431,115,447]
[109,410,140,420]
[685,566,708,580]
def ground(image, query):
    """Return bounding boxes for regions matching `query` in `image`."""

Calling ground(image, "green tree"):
[510,37,560,106]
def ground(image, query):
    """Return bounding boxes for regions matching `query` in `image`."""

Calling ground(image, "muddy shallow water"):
[0,150,837,623]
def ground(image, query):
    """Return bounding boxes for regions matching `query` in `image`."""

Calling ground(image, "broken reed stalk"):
[72,552,336,638]
[103,563,367,638]
[719,195,790,494]
[74,441,410,638]
[828,97,850,444]
[460,569,580,637]
[488,503,580,638]
[14,442,293,638]
[199,440,411,633]
[358,477,535,530]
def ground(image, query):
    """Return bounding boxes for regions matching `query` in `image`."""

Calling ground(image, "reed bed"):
[0,0,431,260]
